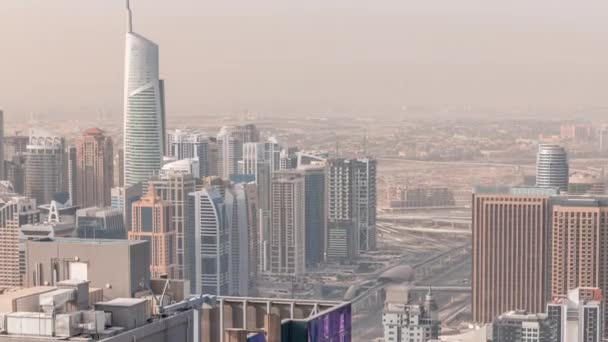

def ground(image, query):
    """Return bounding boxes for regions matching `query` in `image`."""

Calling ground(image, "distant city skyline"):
[2,0,608,119]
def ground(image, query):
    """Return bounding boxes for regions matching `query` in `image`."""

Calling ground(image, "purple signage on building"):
[307,303,352,342]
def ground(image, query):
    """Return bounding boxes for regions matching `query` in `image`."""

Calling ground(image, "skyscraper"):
[167,128,212,178]
[0,195,39,287]
[74,128,114,208]
[24,129,65,205]
[123,0,166,187]
[189,187,230,295]
[4,155,25,195]
[551,196,608,336]
[216,125,259,180]
[149,168,197,289]
[270,170,306,275]
[3,133,28,194]
[536,144,569,192]
[299,165,326,268]
[279,147,298,170]
[224,183,251,295]
[240,142,264,177]
[326,159,357,261]
[264,137,281,172]
[3,135,28,163]
[472,186,556,323]
[243,183,260,283]
[326,158,377,261]
[353,158,377,251]
[129,183,176,278]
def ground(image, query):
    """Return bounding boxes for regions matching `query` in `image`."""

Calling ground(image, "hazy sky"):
[2,0,608,119]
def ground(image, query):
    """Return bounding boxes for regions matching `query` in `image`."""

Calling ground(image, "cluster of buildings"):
[0,3,361,342]
[471,143,608,341]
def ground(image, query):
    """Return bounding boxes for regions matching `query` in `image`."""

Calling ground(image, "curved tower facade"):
[123,0,166,187]
[536,144,569,192]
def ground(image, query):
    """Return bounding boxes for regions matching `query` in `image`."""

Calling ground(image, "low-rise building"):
[382,285,440,342]
[25,238,150,300]
[492,310,554,342]
[75,207,125,239]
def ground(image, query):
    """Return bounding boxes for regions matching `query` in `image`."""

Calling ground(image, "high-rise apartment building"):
[536,144,569,192]
[0,195,39,287]
[326,159,356,261]
[167,128,212,178]
[240,142,264,177]
[4,155,25,195]
[3,135,29,163]
[353,158,377,251]
[240,138,282,179]
[216,125,259,180]
[24,129,65,205]
[189,187,230,295]
[149,168,197,289]
[299,165,326,267]
[279,147,298,170]
[382,285,440,342]
[123,1,166,187]
[270,170,306,275]
[547,287,603,342]
[74,128,113,207]
[243,183,260,282]
[264,137,281,172]
[3,133,28,194]
[224,184,250,295]
[326,158,377,261]
[472,186,557,323]
[551,197,608,336]
[129,184,175,279]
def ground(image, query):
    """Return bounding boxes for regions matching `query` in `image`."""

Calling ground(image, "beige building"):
[0,195,39,288]
[74,128,113,207]
[472,186,556,323]
[25,238,150,299]
[129,184,176,279]
[149,171,197,285]
[270,170,306,275]
[551,197,608,336]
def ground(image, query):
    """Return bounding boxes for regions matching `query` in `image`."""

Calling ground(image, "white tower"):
[123,0,166,187]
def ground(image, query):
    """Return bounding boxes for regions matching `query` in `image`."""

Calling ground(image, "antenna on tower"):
[126,0,133,33]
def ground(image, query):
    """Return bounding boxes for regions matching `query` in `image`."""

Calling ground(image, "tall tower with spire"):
[123,0,166,187]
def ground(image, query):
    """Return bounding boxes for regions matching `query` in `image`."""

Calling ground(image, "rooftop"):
[473,185,559,196]
[31,238,146,246]
[96,298,147,307]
